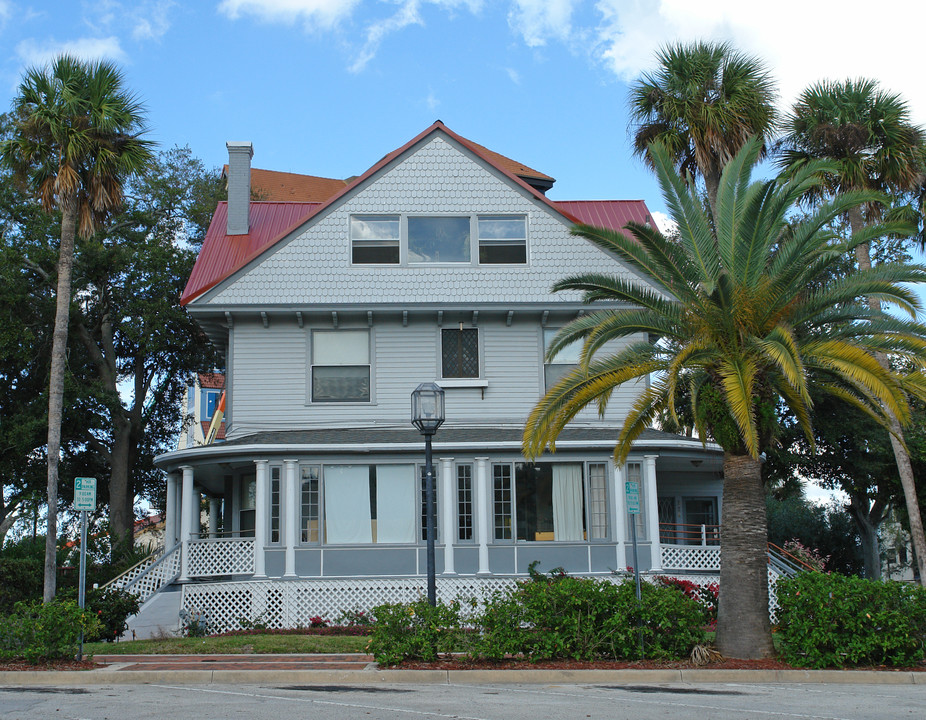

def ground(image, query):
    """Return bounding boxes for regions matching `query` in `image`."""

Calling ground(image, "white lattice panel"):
[126,545,182,604]
[188,538,255,576]
[105,554,158,591]
[661,545,720,571]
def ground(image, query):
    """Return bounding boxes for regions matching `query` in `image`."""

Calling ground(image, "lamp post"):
[411,382,445,606]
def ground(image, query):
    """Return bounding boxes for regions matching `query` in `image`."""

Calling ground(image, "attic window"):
[478,216,526,264]
[351,215,399,264]
[408,217,471,263]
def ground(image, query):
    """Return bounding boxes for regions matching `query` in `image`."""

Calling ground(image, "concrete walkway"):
[1,654,924,686]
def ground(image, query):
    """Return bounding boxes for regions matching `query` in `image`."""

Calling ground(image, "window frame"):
[348,214,528,267]
[441,327,481,379]
[309,329,372,404]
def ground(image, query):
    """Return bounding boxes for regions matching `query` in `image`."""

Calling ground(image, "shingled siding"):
[225,315,642,436]
[200,134,645,307]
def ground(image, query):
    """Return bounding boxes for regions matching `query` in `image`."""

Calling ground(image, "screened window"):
[270,466,281,543]
[418,465,440,541]
[457,464,473,542]
[311,330,370,402]
[626,462,645,540]
[323,465,417,544]
[239,475,255,538]
[478,216,526,264]
[351,215,399,264]
[515,463,585,541]
[441,328,479,378]
[493,464,513,540]
[300,465,320,543]
[408,216,470,263]
[587,463,608,539]
[543,328,583,391]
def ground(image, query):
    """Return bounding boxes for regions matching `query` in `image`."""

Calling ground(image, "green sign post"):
[74,478,96,661]
[625,478,644,656]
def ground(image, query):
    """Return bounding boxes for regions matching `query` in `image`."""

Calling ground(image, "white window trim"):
[307,328,374,404]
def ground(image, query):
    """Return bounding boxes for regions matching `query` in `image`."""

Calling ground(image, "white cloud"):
[650,211,675,236]
[132,0,176,41]
[508,0,579,47]
[590,0,926,126]
[425,90,440,112]
[349,0,424,73]
[16,36,127,67]
[217,0,363,29]
[506,67,520,84]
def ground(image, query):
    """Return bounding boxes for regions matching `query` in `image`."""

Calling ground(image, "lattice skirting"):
[180,570,786,634]
[661,545,720,571]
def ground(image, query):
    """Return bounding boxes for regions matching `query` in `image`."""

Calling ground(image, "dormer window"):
[351,215,400,264]
[350,214,527,265]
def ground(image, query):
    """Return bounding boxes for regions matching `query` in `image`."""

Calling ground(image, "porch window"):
[351,215,400,264]
[478,216,526,264]
[457,463,474,542]
[270,466,281,543]
[239,475,255,538]
[418,465,440,541]
[587,463,608,539]
[408,216,470,263]
[311,330,370,402]
[543,328,583,391]
[441,328,479,378]
[300,465,320,543]
[515,463,585,541]
[323,465,416,544]
[493,464,513,540]
[625,462,645,540]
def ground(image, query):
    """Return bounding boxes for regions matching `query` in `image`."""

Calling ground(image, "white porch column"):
[283,459,298,577]
[475,457,491,575]
[165,473,179,548]
[612,464,626,571]
[178,465,194,582]
[253,459,269,578]
[208,498,219,538]
[644,454,661,571]
[439,457,456,575]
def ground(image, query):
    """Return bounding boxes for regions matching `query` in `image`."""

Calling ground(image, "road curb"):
[1,667,922,686]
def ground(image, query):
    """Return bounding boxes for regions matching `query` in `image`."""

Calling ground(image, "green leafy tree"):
[0,55,153,600]
[777,78,926,584]
[629,40,777,219]
[67,147,219,553]
[523,138,926,658]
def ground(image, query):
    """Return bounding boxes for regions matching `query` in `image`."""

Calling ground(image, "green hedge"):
[0,600,101,663]
[369,570,707,666]
[776,572,926,668]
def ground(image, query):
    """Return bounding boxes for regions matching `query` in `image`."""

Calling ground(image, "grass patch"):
[84,632,371,655]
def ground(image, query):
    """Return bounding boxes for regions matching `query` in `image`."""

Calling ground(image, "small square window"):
[478,216,526,264]
[543,328,583,391]
[351,216,399,264]
[441,328,479,378]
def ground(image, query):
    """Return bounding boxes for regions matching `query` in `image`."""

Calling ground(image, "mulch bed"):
[0,659,99,672]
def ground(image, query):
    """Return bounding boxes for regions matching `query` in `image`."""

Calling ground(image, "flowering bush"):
[782,540,830,572]
[656,576,718,625]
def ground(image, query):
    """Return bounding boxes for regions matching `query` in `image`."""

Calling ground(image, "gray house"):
[133,122,723,633]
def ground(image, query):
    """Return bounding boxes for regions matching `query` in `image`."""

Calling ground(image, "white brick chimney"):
[226,141,253,235]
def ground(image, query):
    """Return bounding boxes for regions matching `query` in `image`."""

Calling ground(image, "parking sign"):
[74,477,97,511]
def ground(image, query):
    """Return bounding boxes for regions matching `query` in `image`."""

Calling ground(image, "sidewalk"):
[1,654,925,686]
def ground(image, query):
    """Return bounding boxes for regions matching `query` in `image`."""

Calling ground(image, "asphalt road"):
[2,681,925,720]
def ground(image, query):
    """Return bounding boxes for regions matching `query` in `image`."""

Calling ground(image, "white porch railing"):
[661,544,721,571]
[187,537,255,577]
[102,543,182,605]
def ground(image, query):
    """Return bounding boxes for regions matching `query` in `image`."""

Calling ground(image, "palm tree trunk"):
[716,452,774,659]
[851,207,926,586]
[43,201,78,603]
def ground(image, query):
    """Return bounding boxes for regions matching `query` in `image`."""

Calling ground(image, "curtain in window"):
[324,466,372,544]
[552,464,583,541]
[376,464,416,543]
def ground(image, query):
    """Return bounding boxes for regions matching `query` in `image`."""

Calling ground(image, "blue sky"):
[1,0,923,231]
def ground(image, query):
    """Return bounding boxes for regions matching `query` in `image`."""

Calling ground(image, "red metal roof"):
[554,200,655,232]
[181,123,651,305]
[181,202,318,305]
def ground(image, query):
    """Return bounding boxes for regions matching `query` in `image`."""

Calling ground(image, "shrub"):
[336,608,374,627]
[656,576,718,625]
[368,598,463,666]
[0,600,101,663]
[0,556,43,614]
[469,567,707,662]
[58,587,140,642]
[776,572,926,668]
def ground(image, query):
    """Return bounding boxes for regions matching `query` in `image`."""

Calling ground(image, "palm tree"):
[629,40,777,220]
[0,55,153,601]
[777,79,926,586]
[523,137,926,659]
